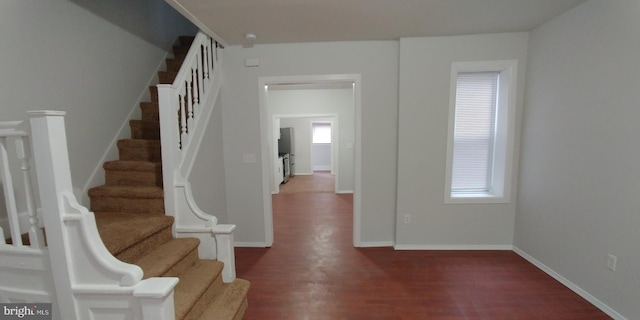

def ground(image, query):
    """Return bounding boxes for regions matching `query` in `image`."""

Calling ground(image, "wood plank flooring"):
[234,192,611,319]
[279,171,335,193]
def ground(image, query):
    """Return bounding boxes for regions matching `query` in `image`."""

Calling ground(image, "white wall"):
[0,0,196,198]
[269,87,354,192]
[189,94,228,222]
[516,1,640,318]
[221,41,398,245]
[395,33,528,248]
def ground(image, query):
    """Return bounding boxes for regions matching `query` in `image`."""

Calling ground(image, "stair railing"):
[0,118,53,309]
[157,31,236,282]
[0,111,178,319]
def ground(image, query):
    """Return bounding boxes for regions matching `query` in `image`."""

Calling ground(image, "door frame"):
[258,74,362,247]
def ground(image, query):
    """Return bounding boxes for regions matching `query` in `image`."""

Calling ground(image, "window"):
[444,60,517,204]
[312,123,332,143]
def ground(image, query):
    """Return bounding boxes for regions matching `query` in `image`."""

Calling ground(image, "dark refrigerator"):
[278,127,295,181]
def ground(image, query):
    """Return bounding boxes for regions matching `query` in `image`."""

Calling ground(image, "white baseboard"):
[336,190,354,194]
[513,246,626,320]
[357,241,394,247]
[234,242,270,248]
[393,244,513,250]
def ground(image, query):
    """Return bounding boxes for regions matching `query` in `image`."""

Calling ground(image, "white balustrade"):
[1,112,179,319]
[0,120,43,248]
[158,31,237,282]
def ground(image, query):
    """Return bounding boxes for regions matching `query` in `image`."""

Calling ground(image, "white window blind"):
[451,72,499,192]
[312,123,332,143]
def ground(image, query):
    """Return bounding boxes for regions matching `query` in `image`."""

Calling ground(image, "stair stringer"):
[157,32,237,283]
[28,111,179,320]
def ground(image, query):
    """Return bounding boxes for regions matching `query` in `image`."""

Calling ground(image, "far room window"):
[444,60,518,204]
[312,123,332,143]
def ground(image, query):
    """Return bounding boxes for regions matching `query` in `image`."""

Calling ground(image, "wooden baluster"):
[15,137,45,249]
[177,95,183,149]
[185,80,192,135]
[205,45,211,80]
[214,39,218,66]
[196,46,204,104]
[201,45,209,80]
[0,137,23,246]
[190,68,198,116]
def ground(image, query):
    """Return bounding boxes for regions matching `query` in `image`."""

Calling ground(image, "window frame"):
[444,60,518,204]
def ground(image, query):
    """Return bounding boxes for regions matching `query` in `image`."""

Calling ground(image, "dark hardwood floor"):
[234,192,611,319]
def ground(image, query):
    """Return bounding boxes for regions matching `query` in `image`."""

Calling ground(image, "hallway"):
[234,193,609,319]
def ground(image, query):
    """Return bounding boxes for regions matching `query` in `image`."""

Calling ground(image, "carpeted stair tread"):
[135,238,200,279]
[173,45,190,56]
[88,185,164,198]
[130,119,160,140]
[197,279,251,320]
[174,260,224,320]
[94,212,173,257]
[140,101,159,121]
[117,139,161,162]
[166,58,186,72]
[104,160,162,187]
[103,160,161,171]
[158,71,179,84]
[179,36,195,46]
[118,139,161,147]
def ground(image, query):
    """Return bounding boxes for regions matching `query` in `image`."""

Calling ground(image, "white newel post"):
[212,224,237,282]
[27,111,79,319]
[134,277,179,320]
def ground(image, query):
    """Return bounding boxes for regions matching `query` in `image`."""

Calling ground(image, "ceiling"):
[166,0,587,46]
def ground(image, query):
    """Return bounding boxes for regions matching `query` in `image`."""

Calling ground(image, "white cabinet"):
[276,156,284,184]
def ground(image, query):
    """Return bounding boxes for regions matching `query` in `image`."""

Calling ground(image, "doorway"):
[258,74,362,247]
[311,121,333,172]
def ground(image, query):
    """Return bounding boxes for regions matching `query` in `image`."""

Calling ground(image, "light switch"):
[242,153,257,163]
[244,58,260,67]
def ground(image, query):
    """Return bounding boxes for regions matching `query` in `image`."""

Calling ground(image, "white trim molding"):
[394,244,513,251]
[513,247,627,320]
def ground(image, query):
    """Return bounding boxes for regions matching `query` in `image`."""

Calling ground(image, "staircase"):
[87,36,249,320]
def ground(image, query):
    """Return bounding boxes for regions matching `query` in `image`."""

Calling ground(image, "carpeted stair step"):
[158,70,179,84]
[179,36,195,47]
[117,139,161,162]
[88,185,165,214]
[173,45,191,58]
[197,279,250,320]
[140,102,159,121]
[95,212,174,263]
[174,260,225,320]
[104,160,162,187]
[130,119,160,140]
[166,58,186,73]
[135,238,201,278]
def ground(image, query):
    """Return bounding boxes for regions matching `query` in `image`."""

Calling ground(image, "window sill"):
[445,193,510,204]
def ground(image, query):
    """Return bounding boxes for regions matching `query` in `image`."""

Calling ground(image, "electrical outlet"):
[403,214,411,224]
[607,254,617,271]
